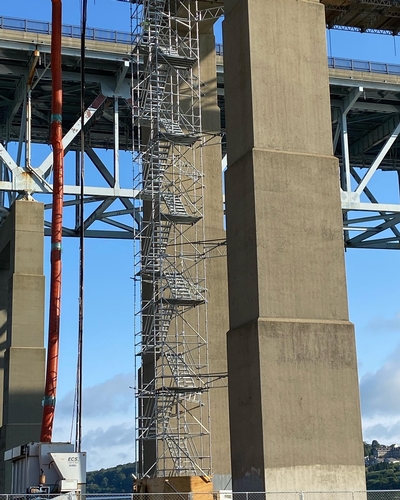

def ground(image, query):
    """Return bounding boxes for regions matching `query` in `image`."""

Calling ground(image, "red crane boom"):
[40,0,64,443]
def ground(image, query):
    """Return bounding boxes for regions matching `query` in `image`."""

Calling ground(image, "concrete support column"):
[0,200,45,491]
[199,30,230,488]
[223,0,365,492]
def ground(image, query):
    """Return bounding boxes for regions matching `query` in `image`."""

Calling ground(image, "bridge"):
[1,15,400,248]
[0,1,397,493]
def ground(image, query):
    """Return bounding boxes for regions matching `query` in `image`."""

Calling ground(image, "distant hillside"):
[86,462,137,493]
[367,461,400,490]
[365,441,400,490]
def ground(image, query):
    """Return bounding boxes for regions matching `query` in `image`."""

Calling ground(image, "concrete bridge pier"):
[0,200,45,492]
[223,0,366,492]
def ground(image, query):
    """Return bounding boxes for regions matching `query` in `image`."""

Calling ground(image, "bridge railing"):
[2,15,400,76]
[0,15,133,44]
[328,55,400,75]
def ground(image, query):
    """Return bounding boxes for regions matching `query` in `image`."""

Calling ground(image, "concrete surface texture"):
[224,0,365,492]
[0,200,45,492]
[198,30,230,488]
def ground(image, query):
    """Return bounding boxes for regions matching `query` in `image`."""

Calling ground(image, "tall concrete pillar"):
[199,30,230,489]
[0,200,46,491]
[223,0,365,492]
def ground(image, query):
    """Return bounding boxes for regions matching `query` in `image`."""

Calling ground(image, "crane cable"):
[75,0,88,453]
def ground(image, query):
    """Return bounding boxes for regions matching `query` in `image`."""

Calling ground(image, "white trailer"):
[5,442,86,494]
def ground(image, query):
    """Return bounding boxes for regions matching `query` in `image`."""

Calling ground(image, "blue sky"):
[2,0,400,469]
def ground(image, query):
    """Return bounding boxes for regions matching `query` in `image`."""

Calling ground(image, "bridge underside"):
[0,28,138,239]
[3,8,400,246]
[322,0,400,35]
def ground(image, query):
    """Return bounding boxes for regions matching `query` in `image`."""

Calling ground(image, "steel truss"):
[131,0,211,478]
[0,31,140,239]
[331,77,400,249]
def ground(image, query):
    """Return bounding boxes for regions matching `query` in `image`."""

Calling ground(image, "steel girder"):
[331,74,400,249]
[0,29,142,239]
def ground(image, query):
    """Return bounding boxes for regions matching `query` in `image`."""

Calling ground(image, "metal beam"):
[346,213,400,245]
[340,88,363,192]
[355,120,400,196]
[6,77,26,125]
[37,94,107,179]
[0,38,130,63]
[342,87,363,116]
[350,114,400,156]
[83,198,114,231]
[115,60,129,95]
[0,180,139,198]
[85,147,141,224]
[342,200,400,212]
[44,227,136,239]
[0,143,24,177]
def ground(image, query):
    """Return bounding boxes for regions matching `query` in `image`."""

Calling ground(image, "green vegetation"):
[86,462,137,493]
[367,461,400,490]
[365,441,400,490]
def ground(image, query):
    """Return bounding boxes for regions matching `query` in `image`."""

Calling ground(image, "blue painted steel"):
[2,15,400,76]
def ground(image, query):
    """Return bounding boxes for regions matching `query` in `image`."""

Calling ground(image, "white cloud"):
[360,343,400,445]
[360,344,400,418]
[363,419,400,446]
[53,373,135,471]
[365,313,400,334]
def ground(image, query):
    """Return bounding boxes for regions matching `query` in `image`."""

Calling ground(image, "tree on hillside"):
[86,463,137,493]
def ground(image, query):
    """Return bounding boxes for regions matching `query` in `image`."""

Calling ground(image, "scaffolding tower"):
[131,0,211,478]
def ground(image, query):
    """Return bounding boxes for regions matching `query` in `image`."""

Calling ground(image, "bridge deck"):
[2,16,400,246]
[2,16,400,152]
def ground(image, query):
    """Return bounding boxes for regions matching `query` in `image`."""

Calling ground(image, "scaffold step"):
[162,192,187,215]
[161,118,184,135]
[159,119,199,145]
[142,302,175,353]
[146,0,166,24]
[166,437,196,474]
[154,307,174,334]
[142,165,166,190]
[150,68,169,93]
[157,49,196,69]
[164,352,201,403]
[142,142,171,192]
[164,272,204,305]
[142,221,172,272]
[161,192,200,224]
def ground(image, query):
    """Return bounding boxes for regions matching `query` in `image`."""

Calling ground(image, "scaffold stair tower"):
[131,0,211,478]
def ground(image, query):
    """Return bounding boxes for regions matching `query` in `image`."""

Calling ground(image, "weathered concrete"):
[223,0,365,492]
[199,30,230,488]
[0,200,45,492]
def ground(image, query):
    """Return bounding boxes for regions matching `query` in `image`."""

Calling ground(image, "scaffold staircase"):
[165,351,201,403]
[142,141,170,192]
[132,0,211,478]
[166,435,196,475]
[142,220,172,273]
